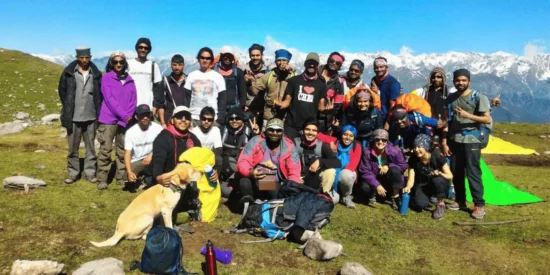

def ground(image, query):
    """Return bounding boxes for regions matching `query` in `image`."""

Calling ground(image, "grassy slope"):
[0,49,549,274]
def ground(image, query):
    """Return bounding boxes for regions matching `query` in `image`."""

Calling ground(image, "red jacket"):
[317,133,362,171]
[237,134,302,182]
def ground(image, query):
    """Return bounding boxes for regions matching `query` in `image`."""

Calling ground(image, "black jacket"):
[151,130,202,182]
[58,60,103,129]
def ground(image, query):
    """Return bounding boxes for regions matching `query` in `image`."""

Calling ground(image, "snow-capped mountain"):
[33,50,550,123]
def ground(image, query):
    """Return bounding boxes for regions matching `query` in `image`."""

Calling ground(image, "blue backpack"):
[130,226,197,275]
[447,90,492,148]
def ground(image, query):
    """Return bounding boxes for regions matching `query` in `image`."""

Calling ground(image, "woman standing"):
[97,52,137,190]
[404,134,452,220]
[341,89,383,147]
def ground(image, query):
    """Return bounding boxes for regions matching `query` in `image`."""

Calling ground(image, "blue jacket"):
[389,112,438,149]
[371,74,401,121]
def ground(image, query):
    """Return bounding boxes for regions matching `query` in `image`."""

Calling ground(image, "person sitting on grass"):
[358,129,408,209]
[403,134,453,220]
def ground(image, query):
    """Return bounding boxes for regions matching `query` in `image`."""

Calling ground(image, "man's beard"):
[456,85,469,93]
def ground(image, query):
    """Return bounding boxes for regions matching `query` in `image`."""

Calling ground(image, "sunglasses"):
[229,117,243,122]
[328,59,342,66]
[374,138,388,143]
[111,60,125,65]
[349,68,362,73]
[199,56,212,60]
[267,128,283,133]
[138,46,149,50]
[201,117,214,122]
[173,112,191,120]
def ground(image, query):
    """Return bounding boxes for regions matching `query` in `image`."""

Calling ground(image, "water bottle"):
[448,184,456,200]
[204,165,217,188]
[201,246,233,264]
[400,193,410,215]
[205,240,218,275]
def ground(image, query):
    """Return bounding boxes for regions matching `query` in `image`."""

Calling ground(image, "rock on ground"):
[544,151,550,155]
[303,239,343,261]
[10,259,64,275]
[0,121,26,136]
[72,257,124,275]
[41,114,60,125]
[3,176,46,190]
[340,262,372,275]
[14,112,29,120]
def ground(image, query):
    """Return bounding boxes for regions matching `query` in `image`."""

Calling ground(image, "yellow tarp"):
[179,147,221,223]
[481,135,537,155]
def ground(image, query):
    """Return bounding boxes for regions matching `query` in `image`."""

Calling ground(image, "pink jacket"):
[237,134,302,182]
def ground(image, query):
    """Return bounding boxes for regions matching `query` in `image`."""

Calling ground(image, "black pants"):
[449,141,485,206]
[284,124,301,139]
[237,176,278,201]
[356,166,403,198]
[410,176,450,210]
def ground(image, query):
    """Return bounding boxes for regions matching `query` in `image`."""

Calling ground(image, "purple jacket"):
[99,71,137,127]
[359,143,408,188]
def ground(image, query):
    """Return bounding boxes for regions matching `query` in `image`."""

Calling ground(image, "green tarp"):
[464,159,543,205]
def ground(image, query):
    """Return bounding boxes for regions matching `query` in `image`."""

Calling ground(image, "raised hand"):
[249,117,260,134]
[371,80,379,94]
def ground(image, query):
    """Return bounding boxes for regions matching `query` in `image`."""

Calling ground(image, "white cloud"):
[524,40,546,60]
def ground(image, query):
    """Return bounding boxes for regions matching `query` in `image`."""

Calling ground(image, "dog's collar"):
[168,180,196,193]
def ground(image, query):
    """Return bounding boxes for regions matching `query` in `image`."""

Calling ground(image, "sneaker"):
[446,201,468,211]
[341,196,356,209]
[471,206,486,219]
[85,177,98,184]
[367,197,376,208]
[97,182,108,190]
[432,204,445,220]
[390,197,399,210]
[429,196,438,205]
[64,178,76,184]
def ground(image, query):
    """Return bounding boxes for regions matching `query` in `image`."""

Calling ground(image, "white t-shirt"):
[124,122,163,163]
[184,70,226,120]
[127,59,162,108]
[191,126,222,150]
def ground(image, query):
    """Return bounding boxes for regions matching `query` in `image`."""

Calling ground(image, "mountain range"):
[33,50,550,123]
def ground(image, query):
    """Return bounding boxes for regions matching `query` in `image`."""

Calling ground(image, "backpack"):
[447,90,492,148]
[130,226,197,275]
[395,93,432,117]
[293,138,323,168]
[214,63,241,108]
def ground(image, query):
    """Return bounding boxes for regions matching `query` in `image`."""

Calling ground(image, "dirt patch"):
[0,143,15,149]
[483,155,550,167]
[22,142,39,152]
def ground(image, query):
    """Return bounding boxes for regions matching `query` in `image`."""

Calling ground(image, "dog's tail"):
[90,230,124,247]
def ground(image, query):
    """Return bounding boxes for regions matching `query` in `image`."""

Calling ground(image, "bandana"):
[372,129,389,140]
[392,108,408,120]
[373,58,387,66]
[330,54,344,63]
[350,59,364,72]
[356,91,371,101]
[414,134,432,151]
[341,125,357,138]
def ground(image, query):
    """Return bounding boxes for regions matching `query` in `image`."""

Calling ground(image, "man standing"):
[412,67,449,140]
[343,59,366,95]
[214,47,248,111]
[184,47,227,126]
[442,69,491,219]
[127,37,162,110]
[318,52,345,133]
[124,104,163,188]
[244,43,269,128]
[276,52,331,139]
[154,54,188,128]
[58,47,103,184]
[370,57,401,125]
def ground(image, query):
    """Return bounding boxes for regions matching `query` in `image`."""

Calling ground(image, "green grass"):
[0,48,549,274]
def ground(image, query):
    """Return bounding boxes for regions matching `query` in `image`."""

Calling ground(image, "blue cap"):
[275,49,292,61]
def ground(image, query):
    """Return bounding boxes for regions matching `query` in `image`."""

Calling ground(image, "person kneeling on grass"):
[358,129,408,209]
[403,134,453,220]
[124,104,163,190]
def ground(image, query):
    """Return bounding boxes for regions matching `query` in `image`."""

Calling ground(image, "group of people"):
[58,38,501,225]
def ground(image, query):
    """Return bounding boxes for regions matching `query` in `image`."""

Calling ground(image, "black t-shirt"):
[426,87,447,120]
[407,149,446,185]
[284,75,327,128]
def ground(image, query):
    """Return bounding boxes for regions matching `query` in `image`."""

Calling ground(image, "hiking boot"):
[64,178,76,184]
[239,195,254,207]
[391,197,399,210]
[447,201,468,211]
[432,204,445,220]
[341,196,356,209]
[471,206,486,220]
[97,182,108,190]
[85,177,98,184]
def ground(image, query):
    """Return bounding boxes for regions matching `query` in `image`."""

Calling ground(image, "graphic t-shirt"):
[184,70,227,120]
[407,149,446,185]
[124,122,163,162]
[127,59,162,108]
[191,126,222,150]
[283,75,327,128]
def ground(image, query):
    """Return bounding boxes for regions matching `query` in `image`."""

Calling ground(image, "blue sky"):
[0,0,548,56]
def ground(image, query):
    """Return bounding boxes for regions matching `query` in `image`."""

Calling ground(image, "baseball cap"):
[135,104,152,115]
[171,105,191,119]
[265,118,284,130]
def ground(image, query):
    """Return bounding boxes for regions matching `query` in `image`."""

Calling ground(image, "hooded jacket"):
[250,68,297,119]
[341,93,384,141]
[58,60,103,129]
[358,143,408,188]
[98,71,137,127]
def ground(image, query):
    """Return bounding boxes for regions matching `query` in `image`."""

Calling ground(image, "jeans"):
[410,176,450,210]
[357,166,403,198]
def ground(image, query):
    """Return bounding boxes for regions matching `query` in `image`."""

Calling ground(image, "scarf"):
[217,66,233,76]
[333,141,353,191]
[300,136,317,148]
[302,72,318,81]
[167,124,188,139]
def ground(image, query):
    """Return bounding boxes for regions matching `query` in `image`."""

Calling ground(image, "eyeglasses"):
[111,60,125,65]
[173,112,191,120]
[328,59,342,66]
[349,68,361,73]
[267,128,283,133]
[199,56,212,60]
[201,117,214,122]
[374,138,388,143]
[138,46,149,50]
